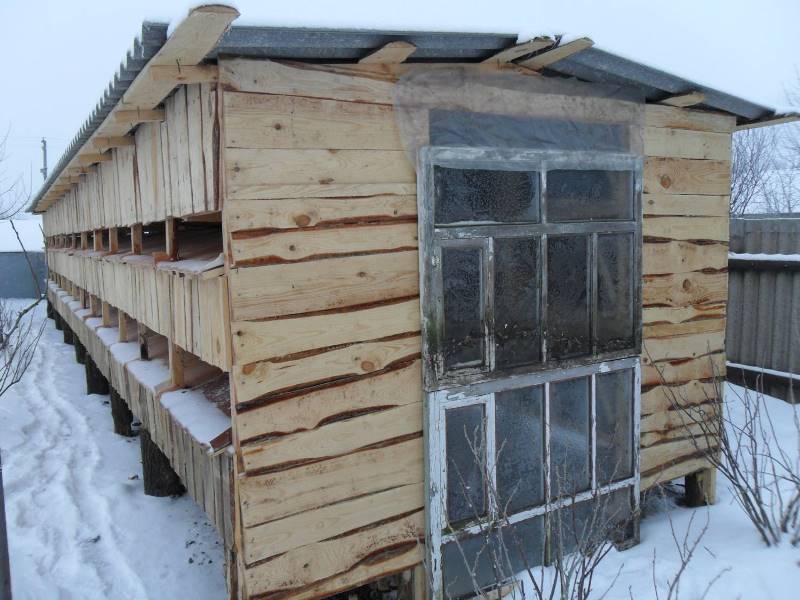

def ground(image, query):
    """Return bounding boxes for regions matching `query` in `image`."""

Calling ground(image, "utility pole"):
[40,138,47,181]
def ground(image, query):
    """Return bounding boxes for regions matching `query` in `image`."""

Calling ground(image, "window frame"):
[418,146,643,392]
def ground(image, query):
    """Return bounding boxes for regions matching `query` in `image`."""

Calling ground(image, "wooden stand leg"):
[46,300,54,320]
[109,388,135,437]
[63,324,74,345]
[85,356,109,396]
[685,467,717,507]
[140,428,184,497]
[74,339,86,365]
[54,312,63,331]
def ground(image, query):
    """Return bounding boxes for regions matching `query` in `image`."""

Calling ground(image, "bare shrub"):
[656,361,800,546]
[731,127,777,214]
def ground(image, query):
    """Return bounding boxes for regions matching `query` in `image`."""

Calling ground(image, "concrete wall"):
[0,252,47,298]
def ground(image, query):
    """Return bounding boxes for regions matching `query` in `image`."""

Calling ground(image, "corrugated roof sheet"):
[31,22,792,213]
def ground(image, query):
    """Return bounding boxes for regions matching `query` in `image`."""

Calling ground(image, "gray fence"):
[727,215,800,401]
[0,252,46,299]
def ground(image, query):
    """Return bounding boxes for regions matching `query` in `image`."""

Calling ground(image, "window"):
[419,147,642,599]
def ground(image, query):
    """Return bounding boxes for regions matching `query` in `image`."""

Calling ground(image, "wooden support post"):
[685,467,717,506]
[118,310,128,342]
[80,232,88,250]
[93,229,103,252]
[411,565,427,600]
[138,323,150,360]
[166,217,179,261]
[53,312,63,331]
[74,339,86,365]
[131,224,143,255]
[101,301,113,328]
[109,387,135,437]
[85,355,109,396]
[169,342,185,388]
[46,300,54,320]
[140,428,184,497]
[63,323,74,345]
[89,295,100,317]
[108,227,119,253]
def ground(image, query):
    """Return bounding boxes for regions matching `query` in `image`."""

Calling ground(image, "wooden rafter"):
[482,37,554,64]
[359,41,417,64]
[114,109,166,124]
[78,153,112,166]
[517,37,593,70]
[660,91,706,108]
[93,136,135,151]
[736,113,800,131]
[150,64,219,84]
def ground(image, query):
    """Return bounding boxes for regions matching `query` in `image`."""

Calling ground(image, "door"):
[418,146,642,598]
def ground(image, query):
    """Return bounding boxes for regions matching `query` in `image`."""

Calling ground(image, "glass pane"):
[550,377,591,497]
[434,166,540,224]
[442,517,545,598]
[547,170,633,222]
[442,246,484,371]
[446,404,486,525]
[495,386,545,513]
[494,237,541,368]
[550,488,632,556]
[596,369,634,484]
[597,233,635,353]
[547,236,590,360]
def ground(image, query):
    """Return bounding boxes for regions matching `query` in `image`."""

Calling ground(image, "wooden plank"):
[643,193,729,217]
[643,317,726,339]
[644,127,731,161]
[149,64,219,84]
[234,335,421,404]
[238,437,423,527]
[643,304,726,326]
[229,251,419,321]
[643,271,727,308]
[230,222,418,266]
[223,92,402,150]
[243,482,423,563]
[641,436,714,474]
[232,298,420,364]
[359,41,416,64]
[736,113,800,131]
[93,136,135,151]
[644,104,736,133]
[114,109,166,124]
[243,510,424,596]
[642,351,725,387]
[78,153,111,166]
[643,157,730,196]
[219,58,397,104]
[643,330,726,364]
[643,240,728,275]
[643,216,728,242]
[235,360,423,442]
[659,91,706,108]
[482,37,554,64]
[642,379,719,416]
[226,194,417,233]
[518,37,593,69]
[241,402,422,472]
[225,148,415,201]
[641,455,713,489]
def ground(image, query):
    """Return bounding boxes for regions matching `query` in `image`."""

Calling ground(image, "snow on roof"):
[0,219,44,253]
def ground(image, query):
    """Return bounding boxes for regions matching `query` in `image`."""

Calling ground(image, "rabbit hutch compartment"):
[32,5,797,599]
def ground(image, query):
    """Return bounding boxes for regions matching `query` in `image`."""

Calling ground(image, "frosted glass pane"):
[494,237,541,368]
[442,246,484,370]
[596,369,634,484]
[434,166,540,224]
[549,377,591,497]
[548,170,633,222]
[495,386,545,513]
[597,233,635,352]
[446,404,486,525]
[547,236,590,360]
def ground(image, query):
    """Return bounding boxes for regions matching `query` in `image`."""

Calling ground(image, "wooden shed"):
[32,5,796,599]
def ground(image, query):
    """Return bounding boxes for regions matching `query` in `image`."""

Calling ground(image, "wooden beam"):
[482,37,554,64]
[149,64,219,84]
[78,153,111,166]
[93,136,135,151]
[166,217,179,260]
[659,91,707,108]
[108,227,119,253]
[359,41,416,64]
[517,37,594,70]
[118,310,128,343]
[131,224,143,255]
[114,109,166,124]
[736,113,800,131]
[80,232,88,250]
[101,301,113,328]
[169,342,185,388]
[93,229,104,252]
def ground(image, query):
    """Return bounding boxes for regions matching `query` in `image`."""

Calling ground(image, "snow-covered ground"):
[0,301,225,599]
[2,303,800,599]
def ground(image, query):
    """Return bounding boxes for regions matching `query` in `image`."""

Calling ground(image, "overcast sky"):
[1,0,798,211]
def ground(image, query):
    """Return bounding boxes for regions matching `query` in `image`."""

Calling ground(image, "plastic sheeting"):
[392,65,644,167]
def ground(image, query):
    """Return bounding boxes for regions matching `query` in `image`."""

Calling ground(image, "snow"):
[155,253,224,275]
[0,301,226,599]
[0,220,43,253]
[729,252,800,262]
[160,389,231,448]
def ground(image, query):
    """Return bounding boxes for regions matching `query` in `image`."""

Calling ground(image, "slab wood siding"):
[220,58,734,599]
